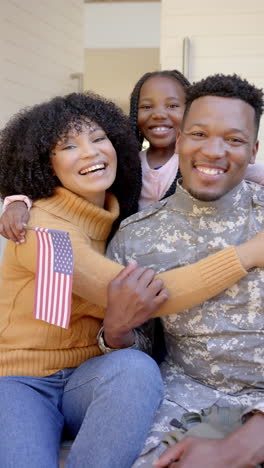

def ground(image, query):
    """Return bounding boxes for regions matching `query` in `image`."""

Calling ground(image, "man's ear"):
[249,140,259,164]
[175,130,182,154]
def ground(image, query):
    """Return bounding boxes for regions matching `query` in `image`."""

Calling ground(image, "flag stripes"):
[32,227,73,328]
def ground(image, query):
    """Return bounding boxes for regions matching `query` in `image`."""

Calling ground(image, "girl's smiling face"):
[137,76,186,150]
[51,122,117,207]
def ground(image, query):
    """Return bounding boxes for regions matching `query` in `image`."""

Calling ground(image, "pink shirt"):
[138,150,179,211]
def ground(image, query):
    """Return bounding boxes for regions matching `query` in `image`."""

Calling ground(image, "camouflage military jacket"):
[107,180,264,417]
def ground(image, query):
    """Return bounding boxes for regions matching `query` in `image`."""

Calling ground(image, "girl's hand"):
[0,201,29,243]
[103,261,169,348]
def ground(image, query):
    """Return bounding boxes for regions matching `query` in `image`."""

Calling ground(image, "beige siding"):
[160,0,264,157]
[0,0,84,260]
[1,0,84,128]
[84,48,160,113]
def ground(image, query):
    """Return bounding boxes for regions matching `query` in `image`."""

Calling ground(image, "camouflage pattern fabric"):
[107,180,264,466]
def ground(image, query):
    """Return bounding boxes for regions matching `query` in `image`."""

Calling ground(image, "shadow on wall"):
[0,239,6,264]
[0,204,6,263]
[84,48,160,113]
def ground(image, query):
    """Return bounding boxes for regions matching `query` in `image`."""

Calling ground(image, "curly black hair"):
[129,69,190,201]
[183,73,264,137]
[0,92,141,225]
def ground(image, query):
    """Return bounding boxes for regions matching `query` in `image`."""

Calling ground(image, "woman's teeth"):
[80,164,105,175]
[152,127,169,132]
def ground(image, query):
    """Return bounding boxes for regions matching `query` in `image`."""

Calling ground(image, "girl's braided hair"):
[129,69,190,148]
[129,70,190,199]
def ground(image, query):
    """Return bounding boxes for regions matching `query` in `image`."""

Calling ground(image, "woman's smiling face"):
[51,122,117,207]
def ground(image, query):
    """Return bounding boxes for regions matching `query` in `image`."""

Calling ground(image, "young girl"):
[130,69,264,210]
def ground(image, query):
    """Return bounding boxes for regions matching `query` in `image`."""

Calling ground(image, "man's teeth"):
[196,167,224,175]
[80,164,105,175]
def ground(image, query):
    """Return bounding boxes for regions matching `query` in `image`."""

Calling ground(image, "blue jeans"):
[0,349,163,468]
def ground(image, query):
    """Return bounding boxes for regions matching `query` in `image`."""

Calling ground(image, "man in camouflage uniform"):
[106,75,264,467]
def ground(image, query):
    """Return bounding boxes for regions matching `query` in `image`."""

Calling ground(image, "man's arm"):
[154,413,264,468]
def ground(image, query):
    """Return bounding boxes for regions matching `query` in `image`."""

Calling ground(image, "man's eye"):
[227,138,243,144]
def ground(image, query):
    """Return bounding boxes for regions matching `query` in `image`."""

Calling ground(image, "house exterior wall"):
[160,0,264,158]
[84,2,161,112]
[84,48,160,113]
[84,1,160,49]
[0,0,84,260]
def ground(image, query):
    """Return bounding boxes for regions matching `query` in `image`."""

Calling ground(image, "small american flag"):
[30,227,74,329]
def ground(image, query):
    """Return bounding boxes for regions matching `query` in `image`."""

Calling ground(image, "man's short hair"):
[182,74,264,137]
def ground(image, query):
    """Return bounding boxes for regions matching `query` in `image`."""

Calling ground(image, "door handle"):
[182,37,191,80]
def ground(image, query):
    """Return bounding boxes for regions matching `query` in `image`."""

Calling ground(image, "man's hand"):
[153,436,253,468]
[0,201,29,243]
[103,261,168,348]
[154,413,264,468]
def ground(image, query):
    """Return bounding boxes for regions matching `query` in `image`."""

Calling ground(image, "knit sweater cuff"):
[198,246,247,296]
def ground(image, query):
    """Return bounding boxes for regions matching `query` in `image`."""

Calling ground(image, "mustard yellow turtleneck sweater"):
[0,187,246,377]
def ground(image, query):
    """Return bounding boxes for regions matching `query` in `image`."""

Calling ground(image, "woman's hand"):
[0,201,29,243]
[103,261,169,348]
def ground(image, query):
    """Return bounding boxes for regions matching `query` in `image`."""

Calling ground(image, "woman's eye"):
[62,145,76,150]
[191,132,204,137]
[93,136,106,143]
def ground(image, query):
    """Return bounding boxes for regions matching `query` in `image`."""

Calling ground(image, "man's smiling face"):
[177,95,259,201]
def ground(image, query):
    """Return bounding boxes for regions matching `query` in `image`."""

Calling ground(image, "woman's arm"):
[107,228,264,318]
[16,211,263,320]
[2,197,262,318]
[100,236,261,350]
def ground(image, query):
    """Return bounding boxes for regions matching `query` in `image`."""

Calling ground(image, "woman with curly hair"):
[0,92,168,468]
[0,91,262,468]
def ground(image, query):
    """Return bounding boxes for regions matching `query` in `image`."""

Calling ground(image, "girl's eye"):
[62,144,76,150]
[140,105,151,110]
[168,104,179,108]
[191,132,205,137]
